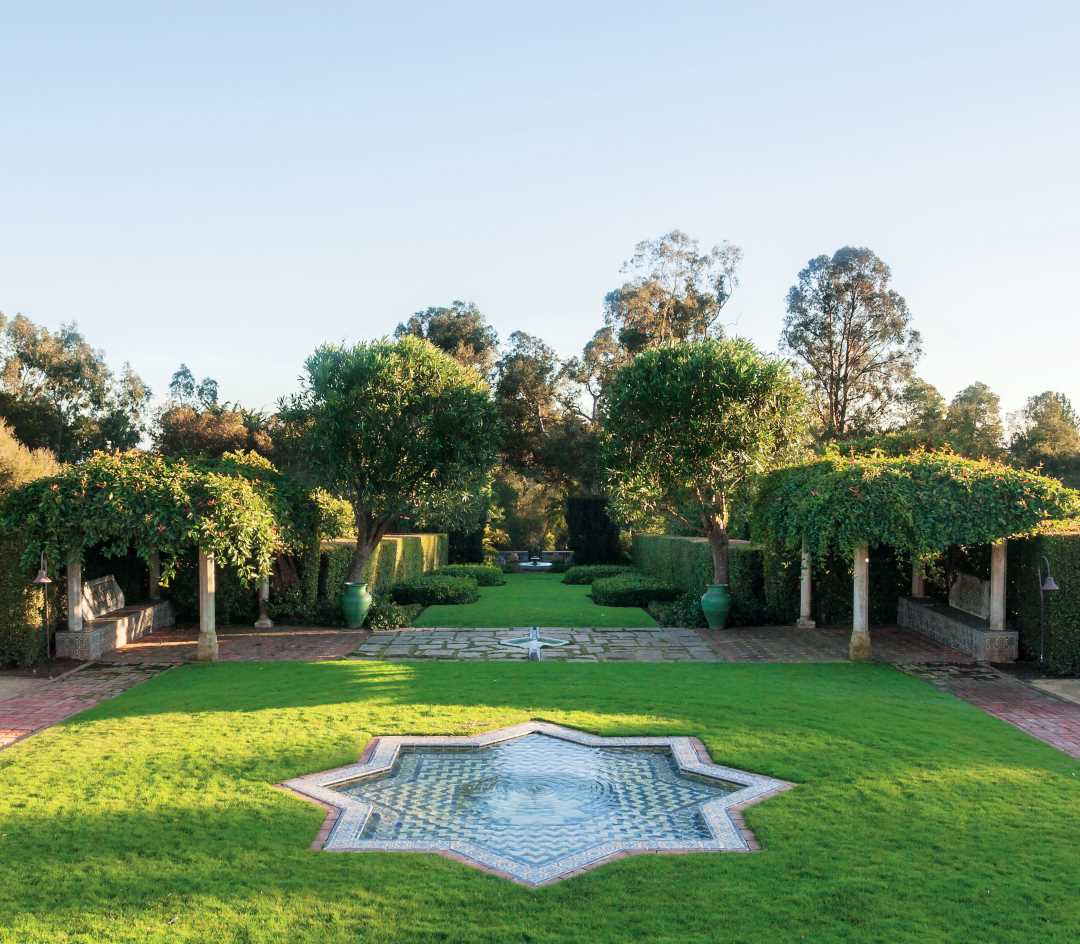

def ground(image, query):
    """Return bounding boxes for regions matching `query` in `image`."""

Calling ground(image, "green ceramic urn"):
[340,582,373,629]
[700,584,732,630]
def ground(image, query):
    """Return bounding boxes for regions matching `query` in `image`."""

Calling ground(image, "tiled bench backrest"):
[82,575,125,621]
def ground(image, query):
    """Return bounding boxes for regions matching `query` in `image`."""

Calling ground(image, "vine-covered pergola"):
[753,451,1080,660]
[1,450,318,660]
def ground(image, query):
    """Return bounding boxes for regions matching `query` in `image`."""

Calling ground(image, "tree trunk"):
[706,522,729,585]
[347,514,389,584]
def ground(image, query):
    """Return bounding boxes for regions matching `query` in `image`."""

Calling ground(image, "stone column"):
[195,549,218,661]
[797,542,815,628]
[66,551,83,633]
[989,539,1007,632]
[850,543,871,661]
[148,552,161,601]
[911,561,926,598]
[254,575,273,629]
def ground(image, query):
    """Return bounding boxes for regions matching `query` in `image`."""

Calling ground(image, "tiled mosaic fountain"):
[283,721,791,885]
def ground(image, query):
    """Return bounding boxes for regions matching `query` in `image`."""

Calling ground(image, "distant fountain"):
[502,626,568,661]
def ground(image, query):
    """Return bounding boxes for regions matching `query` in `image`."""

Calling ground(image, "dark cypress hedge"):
[565,496,623,565]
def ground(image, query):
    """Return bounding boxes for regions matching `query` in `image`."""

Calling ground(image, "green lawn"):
[1,661,1078,943]
[412,572,657,627]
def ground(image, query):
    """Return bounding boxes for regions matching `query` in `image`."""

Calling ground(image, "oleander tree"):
[280,336,500,584]
[602,338,807,585]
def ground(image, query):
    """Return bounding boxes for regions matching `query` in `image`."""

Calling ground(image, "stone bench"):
[897,596,1018,662]
[55,575,175,661]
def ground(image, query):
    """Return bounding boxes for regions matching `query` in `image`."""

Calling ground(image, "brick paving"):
[0,663,167,749]
[699,624,976,663]
[100,624,366,664]
[350,628,718,662]
[900,662,1080,760]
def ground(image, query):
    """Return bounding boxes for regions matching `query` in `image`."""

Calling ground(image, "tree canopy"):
[394,301,499,376]
[752,450,1080,562]
[280,336,500,582]
[781,247,921,440]
[603,338,807,583]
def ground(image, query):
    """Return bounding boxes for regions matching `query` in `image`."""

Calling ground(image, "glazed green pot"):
[340,582,373,629]
[700,584,732,630]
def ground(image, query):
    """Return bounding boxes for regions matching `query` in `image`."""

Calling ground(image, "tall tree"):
[947,382,1004,458]
[280,336,499,582]
[0,313,151,460]
[604,230,742,353]
[780,247,921,440]
[603,338,807,587]
[493,331,562,474]
[1009,391,1080,482]
[394,301,499,375]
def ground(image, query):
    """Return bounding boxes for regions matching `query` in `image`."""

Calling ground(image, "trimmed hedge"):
[0,534,42,667]
[562,564,636,585]
[319,533,448,602]
[591,573,680,607]
[1008,522,1080,675]
[632,535,768,627]
[437,564,506,586]
[391,573,479,606]
[565,496,623,565]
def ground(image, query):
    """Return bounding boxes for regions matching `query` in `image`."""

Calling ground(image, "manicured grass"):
[412,572,658,627]
[1,661,1079,942]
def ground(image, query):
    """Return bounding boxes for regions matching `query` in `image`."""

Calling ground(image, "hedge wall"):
[1008,522,1080,675]
[319,533,447,603]
[0,534,43,667]
[631,535,767,627]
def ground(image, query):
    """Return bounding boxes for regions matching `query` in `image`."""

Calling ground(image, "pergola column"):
[254,575,273,629]
[195,549,218,661]
[911,561,926,598]
[849,543,871,661]
[989,539,1007,631]
[148,551,161,601]
[797,541,815,628]
[66,551,83,633]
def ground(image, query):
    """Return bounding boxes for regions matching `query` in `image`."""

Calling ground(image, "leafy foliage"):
[394,301,499,376]
[0,312,151,460]
[590,572,679,607]
[281,336,499,583]
[0,450,289,584]
[603,338,807,583]
[780,247,920,440]
[946,382,1004,458]
[436,564,506,586]
[391,573,480,606]
[363,594,422,630]
[561,564,636,585]
[752,450,1080,562]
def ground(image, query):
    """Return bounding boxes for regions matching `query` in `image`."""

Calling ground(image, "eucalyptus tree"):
[394,301,499,376]
[780,247,921,440]
[281,336,499,583]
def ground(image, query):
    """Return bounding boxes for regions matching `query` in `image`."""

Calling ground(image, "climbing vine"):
[752,450,1080,561]
[0,450,307,583]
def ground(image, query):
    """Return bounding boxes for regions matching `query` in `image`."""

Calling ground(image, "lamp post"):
[30,552,53,663]
[1037,555,1059,666]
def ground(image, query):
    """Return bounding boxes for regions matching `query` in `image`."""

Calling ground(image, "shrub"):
[562,564,636,585]
[565,496,623,565]
[364,594,421,630]
[591,573,679,607]
[438,564,506,586]
[648,592,707,628]
[391,573,479,606]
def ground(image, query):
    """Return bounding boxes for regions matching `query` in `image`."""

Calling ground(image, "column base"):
[254,617,274,629]
[848,629,872,662]
[796,618,816,629]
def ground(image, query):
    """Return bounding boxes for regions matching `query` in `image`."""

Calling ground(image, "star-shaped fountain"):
[282,721,792,885]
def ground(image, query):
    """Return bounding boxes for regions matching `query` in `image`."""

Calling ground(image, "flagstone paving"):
[350,628,717,662]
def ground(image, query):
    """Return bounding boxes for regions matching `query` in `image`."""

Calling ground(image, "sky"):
[1,2,1078,419]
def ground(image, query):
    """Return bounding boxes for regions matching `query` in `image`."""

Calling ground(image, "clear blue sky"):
[2,2,1077,420]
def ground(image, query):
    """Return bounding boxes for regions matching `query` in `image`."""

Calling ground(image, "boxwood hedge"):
[391,573,479,606]
[591,573,680,607]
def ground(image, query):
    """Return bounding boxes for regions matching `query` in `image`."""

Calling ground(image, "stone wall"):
[898,597,1017,662]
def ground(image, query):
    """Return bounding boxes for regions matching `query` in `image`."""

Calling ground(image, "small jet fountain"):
[502,626,569,662]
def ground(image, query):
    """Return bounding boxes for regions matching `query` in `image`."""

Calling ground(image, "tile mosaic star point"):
[281,721,792,886]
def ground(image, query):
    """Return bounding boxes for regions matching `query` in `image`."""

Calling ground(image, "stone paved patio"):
[350,625,974,664]
[0,663,168,749]
[351,628,718,662]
